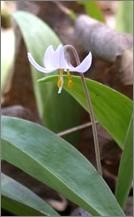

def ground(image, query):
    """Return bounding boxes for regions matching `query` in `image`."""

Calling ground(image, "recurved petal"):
[28,53,52,73]
[43,45,55,68]
[69,52,92,73]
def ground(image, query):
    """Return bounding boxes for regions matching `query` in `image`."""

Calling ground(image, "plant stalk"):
[64,45,102,176]
[58,121,98,137]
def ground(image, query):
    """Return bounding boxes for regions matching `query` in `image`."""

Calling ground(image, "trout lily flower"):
[28,44,92,94]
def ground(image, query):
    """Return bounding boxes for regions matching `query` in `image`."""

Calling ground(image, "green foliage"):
[116,1,133,34]
[39,75,133,149]
[2,116,124,216]
[12,11,82,144]
[78,0,105,22]
[115,116,133,208]
[2,173,58,216]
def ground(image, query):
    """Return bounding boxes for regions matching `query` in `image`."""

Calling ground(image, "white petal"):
[69,52,92,73]
[44,44,69,70]
[53,45,70,69]
[28,52,52,73]
[43,45,54,68]
[52,44,63,68]
[59,47,70,69]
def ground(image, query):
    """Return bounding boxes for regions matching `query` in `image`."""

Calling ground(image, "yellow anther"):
[57,77,63,88]
[67,70,73,88]
[67,79,73,88]
[57,69,64,88]
[57,69,64,94]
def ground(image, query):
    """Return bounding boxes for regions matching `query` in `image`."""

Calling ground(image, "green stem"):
[64,45,102,176]
[80,74,102,175]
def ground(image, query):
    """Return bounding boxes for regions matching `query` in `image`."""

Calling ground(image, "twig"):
[57,121,98,137]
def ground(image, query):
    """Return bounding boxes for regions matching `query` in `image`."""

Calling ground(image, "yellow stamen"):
[59,69,63,76]
[67,70,73,88]
[67,79,73,88]
[57,77,63,89]
[57,69,64,94]
[67,70,71,78]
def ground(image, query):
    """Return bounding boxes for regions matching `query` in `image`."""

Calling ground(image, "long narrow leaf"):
[2,196,42,216]
[2,116,124,216]
[2,173,59,216]
[39,75,133,149]
[115,116,133,207]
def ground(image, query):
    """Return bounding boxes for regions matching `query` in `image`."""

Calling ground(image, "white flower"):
[28,44,92,94]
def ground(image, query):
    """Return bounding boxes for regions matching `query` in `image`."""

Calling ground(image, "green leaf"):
[2,173,59,216]
[115,116,133,207]
[2,196,41,216]
[39,75,133,149]
[78,0,105,22]
[2,116,124,216]
[12,11,81,144]
[116,1,133,34]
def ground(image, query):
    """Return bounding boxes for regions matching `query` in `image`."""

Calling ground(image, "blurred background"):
[1,1,133,216]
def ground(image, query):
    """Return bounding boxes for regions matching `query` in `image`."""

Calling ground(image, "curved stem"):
[64,45,102,175]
